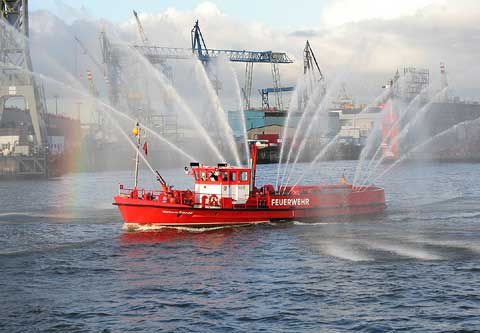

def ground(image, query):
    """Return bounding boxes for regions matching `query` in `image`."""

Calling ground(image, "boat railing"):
[118,187,165,199]
[279,184,353,195]
[117,186,195,205]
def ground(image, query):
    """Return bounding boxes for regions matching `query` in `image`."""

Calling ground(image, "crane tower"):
[0,0,49,177]
[0,0,47,148]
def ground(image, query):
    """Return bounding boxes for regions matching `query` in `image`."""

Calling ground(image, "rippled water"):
[1,161,479,332]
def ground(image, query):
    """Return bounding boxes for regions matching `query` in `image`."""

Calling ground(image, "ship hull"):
[114,186,385,227]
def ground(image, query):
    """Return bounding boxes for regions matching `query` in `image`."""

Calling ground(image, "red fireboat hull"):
[114,185,386,228]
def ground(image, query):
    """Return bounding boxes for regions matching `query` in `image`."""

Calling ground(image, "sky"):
[26,0,480,108]
[29,0,450,29]
[30,0,330,29]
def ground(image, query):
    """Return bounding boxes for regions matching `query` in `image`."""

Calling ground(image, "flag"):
[143,141,148,155]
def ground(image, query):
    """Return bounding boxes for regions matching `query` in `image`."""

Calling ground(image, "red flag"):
[143,141,148,155]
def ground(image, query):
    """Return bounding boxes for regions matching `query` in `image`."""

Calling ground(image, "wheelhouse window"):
[229,171,237,182]
[240,171,248,182]
[222,172,228,182]
[200,170,207,181]
[209,170,219,182]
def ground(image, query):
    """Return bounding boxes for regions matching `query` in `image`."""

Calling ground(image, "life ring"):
[208,194,219,206]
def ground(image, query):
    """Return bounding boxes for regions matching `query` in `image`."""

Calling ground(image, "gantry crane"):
[101,18,293,111]
[0,0,48,149]
[0,0,50,177]
[190,20,293,109]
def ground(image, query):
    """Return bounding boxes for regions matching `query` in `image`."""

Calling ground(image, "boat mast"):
[133,123,140,188]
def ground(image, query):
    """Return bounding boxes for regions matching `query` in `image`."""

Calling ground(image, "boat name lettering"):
[270,198,310,207]
[162,210,193,215]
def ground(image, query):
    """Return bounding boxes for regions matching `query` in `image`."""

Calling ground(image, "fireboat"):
[114,125,386,228]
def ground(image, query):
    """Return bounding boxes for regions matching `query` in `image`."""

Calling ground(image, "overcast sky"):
[28,0,480,107]
[30,0,330,29]
[30,0,451,29]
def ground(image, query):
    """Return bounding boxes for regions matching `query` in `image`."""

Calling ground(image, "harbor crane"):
[133,10,149,45]
[132,10,173,81]
[101,17,293,111]
[73,37,105,124]
[74,36,104,75]
[303,40,323,81]
[301,40,325,109]
[0,0,49,176]
[0,0,48,148]
[259,87,295,111]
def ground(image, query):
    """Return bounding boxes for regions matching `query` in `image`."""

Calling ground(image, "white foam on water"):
[322,243,372,262]
[293,221,340,226]
[370,242,442,260]
[444,212,480,219]
[123,223,244,233]
[410,237,480,254]
[168,225,240,233]
[0,212,74,219]
[0,212,33,217]
[123,223,166,232]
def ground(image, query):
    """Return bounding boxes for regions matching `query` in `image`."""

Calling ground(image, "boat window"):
[229,171,237,182]
[240,171,248,182]
[222,172,228,182]
[200,170,207,181]
[194,170,199,180]
[209,171,219,182]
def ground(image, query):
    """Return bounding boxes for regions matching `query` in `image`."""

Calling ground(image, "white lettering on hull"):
[270,198,310,207]
[162,210,193,215]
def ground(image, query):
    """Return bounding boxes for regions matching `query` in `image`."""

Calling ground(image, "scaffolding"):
[151,113,182,142]
[401,67,429,101]
[0,0,49,177]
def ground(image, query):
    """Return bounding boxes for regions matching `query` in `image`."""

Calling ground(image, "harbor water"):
[0,161,479,332]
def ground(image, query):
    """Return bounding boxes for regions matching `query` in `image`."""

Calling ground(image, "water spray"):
[359,87,448,188]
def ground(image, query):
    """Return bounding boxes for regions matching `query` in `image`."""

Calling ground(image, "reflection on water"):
[119,227,240,246]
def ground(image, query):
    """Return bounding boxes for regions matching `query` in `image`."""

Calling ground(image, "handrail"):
[118,186,195,206]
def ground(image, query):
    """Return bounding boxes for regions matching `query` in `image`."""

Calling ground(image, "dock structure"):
[0,0,49,178]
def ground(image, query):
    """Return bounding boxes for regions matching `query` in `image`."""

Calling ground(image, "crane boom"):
[133,10,149,45]
[132,44,293,64]
[74,36,104,73]
[304,40,323,81]
[101,19,294,109]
